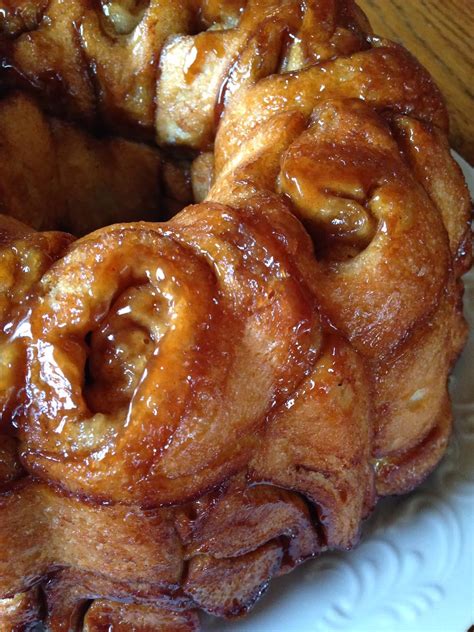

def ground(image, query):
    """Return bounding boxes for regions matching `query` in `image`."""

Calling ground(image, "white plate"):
[204,154,474,632]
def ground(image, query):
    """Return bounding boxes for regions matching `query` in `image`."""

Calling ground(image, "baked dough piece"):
[0,1,471,630]
[0,0,370,145]
[1,203,357,630]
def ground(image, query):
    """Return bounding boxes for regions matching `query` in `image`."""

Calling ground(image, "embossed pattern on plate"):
[204,154,474,632]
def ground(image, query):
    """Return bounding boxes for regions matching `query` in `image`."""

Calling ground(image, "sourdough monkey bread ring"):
[0,1,471,630]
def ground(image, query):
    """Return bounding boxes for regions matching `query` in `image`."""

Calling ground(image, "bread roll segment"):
[0,1,471,629]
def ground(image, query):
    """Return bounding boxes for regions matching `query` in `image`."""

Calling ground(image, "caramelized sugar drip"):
[0,0,472,630]
[0,0,369,145]
[16,201,323,505]
[0,215,74,434]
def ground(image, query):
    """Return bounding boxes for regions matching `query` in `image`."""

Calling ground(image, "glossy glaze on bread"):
[0,1,471,630]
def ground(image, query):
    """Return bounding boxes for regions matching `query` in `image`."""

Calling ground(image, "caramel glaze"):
[0,587,41,632]
[17,201,322,506]
[0,216,74,434]
[0,200,373,630]
[0,0,370,148]
[0,1,49,38]
[184,32,225,84]
[0,0,472,630]
[209,81,469,494]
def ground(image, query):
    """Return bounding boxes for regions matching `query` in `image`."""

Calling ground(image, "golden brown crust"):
[0,480,184,597]
[392,115,472,275]
[0,0,370,146]
[0,1,471,630]
[83,601,201,632]
[0,214,74,433]
[214,42,449,172]
[17,203,322,505]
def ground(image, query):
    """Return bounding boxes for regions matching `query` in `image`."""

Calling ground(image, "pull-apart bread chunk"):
[0,1,471,629]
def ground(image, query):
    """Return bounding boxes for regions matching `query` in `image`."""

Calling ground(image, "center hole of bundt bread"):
[77,144,199,234]
[0,92,199,236]
[48,148,196,236]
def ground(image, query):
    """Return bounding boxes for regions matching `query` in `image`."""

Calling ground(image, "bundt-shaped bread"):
[0,1,471,630]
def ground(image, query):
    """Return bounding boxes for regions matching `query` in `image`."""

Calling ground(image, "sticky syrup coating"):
[0,1,471,630]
